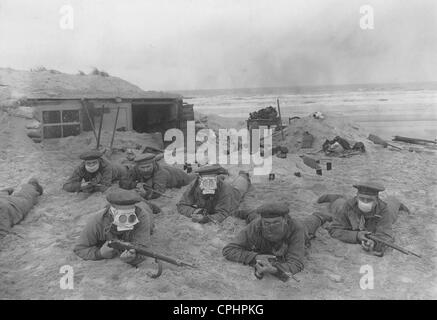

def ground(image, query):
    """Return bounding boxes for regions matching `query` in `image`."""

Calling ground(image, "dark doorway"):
[131,103,179,136]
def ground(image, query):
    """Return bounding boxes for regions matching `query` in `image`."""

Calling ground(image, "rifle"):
[138,183,173,199]
[177,202,219,225]
[107,240,197,278]
[254,257,300,282]
[366,234,421,258]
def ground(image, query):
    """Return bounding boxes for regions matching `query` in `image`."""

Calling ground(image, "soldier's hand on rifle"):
[120,249,137,263]
[135,183,147,197]
[357,231,371,242]
[361,239,375,252]
[191,211,210,224]
[254,258,278,276]
[357,232,375,252]
[80,181,93,191]
[100,241,116,259]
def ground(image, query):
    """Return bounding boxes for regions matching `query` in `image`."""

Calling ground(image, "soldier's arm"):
[282,225,306,274]
[63,166,84,193]
[97,162,113,191]
[176,183,197,217]
[222,227,258,265]
[73,214,106,260]
[149,169,167,199]
[119,168,138,190]
[373,205,395,253]
[327,202,359,243]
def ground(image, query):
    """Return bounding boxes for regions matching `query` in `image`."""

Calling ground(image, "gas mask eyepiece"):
[110,205,139,231]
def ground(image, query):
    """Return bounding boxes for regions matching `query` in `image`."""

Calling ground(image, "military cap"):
[106,189,142,206]
[353,181,385,196]
[134,153,156,164]
[80,150,103,160]
[195,164,228,176]
[257,202,289,218]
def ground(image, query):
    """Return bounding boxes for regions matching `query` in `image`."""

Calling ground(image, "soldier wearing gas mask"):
[222,202,332,278]
[74,189,153,266]
[177,164,251,224]
[119,153,196,200]
[318,181,410,257]
[63,150,127,193]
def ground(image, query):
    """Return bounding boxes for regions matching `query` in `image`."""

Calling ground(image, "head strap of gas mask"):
[109,204,139,231]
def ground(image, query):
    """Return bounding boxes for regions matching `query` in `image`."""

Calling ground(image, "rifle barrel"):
[109,240,196,268]
[367,234,421,258]
[140,184,173,199]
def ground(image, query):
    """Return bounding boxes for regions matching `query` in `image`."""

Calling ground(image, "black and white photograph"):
[0,0,436,304]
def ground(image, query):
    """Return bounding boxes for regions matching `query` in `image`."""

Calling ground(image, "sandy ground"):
[0,112,436,300]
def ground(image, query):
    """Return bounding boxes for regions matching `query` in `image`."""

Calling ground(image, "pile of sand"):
[272,113,372,153]
[0,67,180,104]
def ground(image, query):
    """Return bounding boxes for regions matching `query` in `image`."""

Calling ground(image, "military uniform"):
[0,179,43,238]
[63,150,127,193]
[177,165,250,223]
[222,203,330,275]
[74,189,154,266]
[321,181,406,253]
[119,153,196,199]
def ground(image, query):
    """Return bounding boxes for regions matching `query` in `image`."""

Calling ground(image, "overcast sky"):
[0,0,436,90]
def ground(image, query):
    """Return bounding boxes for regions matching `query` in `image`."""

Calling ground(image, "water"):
[177,82,437,140]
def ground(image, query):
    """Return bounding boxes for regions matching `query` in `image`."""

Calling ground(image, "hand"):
[120,249,137,263]
[255,254,276,262]
[254,260,278,275]
[361,239,375,251]
[100,241,116,259]
[191,213,210,224]
[136,182,145,189]
[81,181,92,190]
[193,208,205,215]
[357,231,371,243]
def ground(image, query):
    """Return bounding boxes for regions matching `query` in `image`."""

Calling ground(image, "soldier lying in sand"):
[318,180,410,257]
[73,189,154,266]
[177,165,251,224]
[0,178,43,238]
[63,150,126,193]
[119,153,196,200]
[222,202,332,279]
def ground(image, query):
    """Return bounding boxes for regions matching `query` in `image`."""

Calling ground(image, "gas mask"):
[85,160,100,173]
[199,176,218,195]
[358,200,374,213]
[110,206,139,231]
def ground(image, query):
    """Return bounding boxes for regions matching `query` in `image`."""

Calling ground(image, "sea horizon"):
[177,81,437,140]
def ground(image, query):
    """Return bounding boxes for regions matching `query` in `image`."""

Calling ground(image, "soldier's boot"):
[28,178,43,196]
[1,188,14,195]
[316,193,344,204]
[312,211,333,225]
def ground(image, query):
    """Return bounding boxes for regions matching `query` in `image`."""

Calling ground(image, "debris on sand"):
[272,113,371,154]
